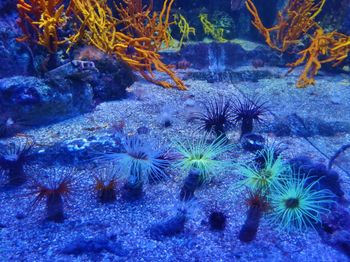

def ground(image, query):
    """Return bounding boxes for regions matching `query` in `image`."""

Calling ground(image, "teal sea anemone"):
[175,135,234,182]
[237,146,289,192]
[268,174,334,232]
[102,136,170,184]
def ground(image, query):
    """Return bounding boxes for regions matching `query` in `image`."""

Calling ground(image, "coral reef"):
[246,0,350,87]
[16,0,71,53]
[199,13,227,43]
[69,0,186,90]
[172,14,196,48]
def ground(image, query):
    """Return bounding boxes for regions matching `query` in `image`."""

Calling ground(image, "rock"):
[318,204,350,258]
[288,156,344,198]
[73,47,135,101]
[137,126,150,135]
[265,114,350,137]
[240,133,265,152]
[61,236,128,256]
[150,211,187,240]
[33,134,124,165]
[91,56,135,101]
[0,1,16,14]
[161,41,283,70]
[0,75,94,125]
[0,15,32,77]
[189,68,280,83]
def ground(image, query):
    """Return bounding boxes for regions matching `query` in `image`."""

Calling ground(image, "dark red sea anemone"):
[231,96,269,137]
[29,167,76,222]
[94,165,118,203]
[193,97,234,137]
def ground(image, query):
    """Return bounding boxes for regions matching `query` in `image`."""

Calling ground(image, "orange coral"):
[16,0,71,53]
[70,0,186,90]
[246,0,325,52]
[287,29,350,87]
[246,0,350,88]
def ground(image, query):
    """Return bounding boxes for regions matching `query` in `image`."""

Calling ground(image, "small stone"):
[15,212,26,220]
[61,236,128,256]
[240,133,265,152]
[137,126,150,135]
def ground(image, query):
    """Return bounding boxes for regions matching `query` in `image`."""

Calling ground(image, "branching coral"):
[173,14,196,48]
[70,0,186,90]
[287,29,350,87]
[16,0,71,53]
[246,0,350,88]
[199,13,227,43]
[246,0,325,52]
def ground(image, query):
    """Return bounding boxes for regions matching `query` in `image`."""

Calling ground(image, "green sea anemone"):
[268,174,334,232]
[237,146,289,192]
[175,135,234,182]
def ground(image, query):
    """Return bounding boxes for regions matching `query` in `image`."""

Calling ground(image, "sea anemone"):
[0,138,33,185]
[103,136,170,183]
[0,114,19,138]
[268,174,334,232]
[208,210,227,231]
[29,167,76,222]
[193,97,234,137]
[254,143,284,169]
[237,146,289,192]
[101,136,171,200]
[179,168,201,201]
[94,165,118,203]
[231,96,268,136]
[175,135,233,182]
[239,190,269,242]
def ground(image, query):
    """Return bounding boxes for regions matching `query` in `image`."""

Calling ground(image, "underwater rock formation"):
[62,236,129,256]
[0,58,134,126]
[0,0,16,14]
[288,156,344,198]
[162,41,283,70]
[150,210,187,240]
[0,15,32,77]
[0,75,93,125]
[265,114,350,137]
[33,134,124,165]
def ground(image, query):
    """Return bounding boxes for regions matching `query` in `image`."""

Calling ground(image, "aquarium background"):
[0,0,350,261]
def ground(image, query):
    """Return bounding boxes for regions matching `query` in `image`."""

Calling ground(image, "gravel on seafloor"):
[0,67,349,261]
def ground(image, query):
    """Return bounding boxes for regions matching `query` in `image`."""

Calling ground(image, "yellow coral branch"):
[70,0,186,90]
